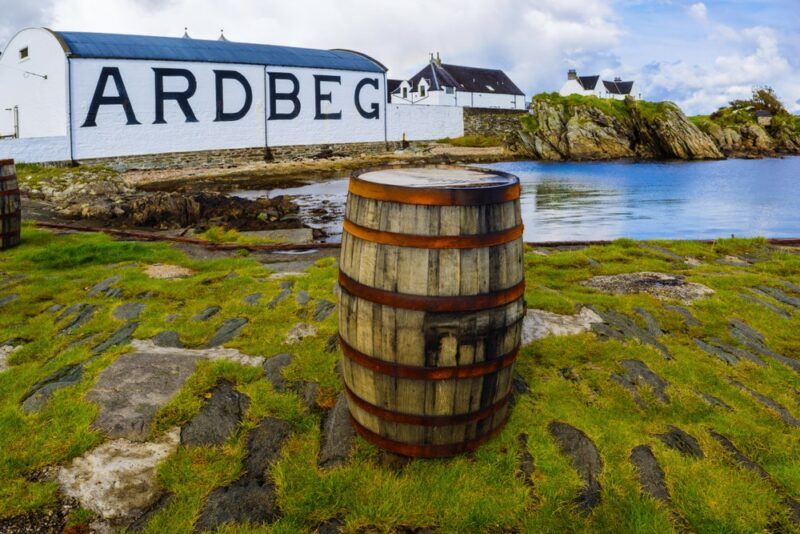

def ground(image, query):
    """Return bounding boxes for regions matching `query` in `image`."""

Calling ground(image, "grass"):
[1,227,800,532]
[437,135,503,148]
[15,163,119,190]
[526,93,675,132]
[194,226,291,246]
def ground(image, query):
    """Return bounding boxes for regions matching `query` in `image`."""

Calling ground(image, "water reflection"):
[233,157,800,242]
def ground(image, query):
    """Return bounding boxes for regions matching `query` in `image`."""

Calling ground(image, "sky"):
[1,0,798,115]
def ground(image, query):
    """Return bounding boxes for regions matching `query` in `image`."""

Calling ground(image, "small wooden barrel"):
[338,165,525,457]
[0,159,21,250]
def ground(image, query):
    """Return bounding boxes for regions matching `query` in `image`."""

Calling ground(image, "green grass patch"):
[437,135,502,147]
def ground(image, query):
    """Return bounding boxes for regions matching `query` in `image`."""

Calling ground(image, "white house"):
[559,69,636,100]
[390,55,527,110]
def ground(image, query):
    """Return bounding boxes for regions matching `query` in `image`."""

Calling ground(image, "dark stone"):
[0,506,68,534]
[113,302,146,321]
[547,421,603,511]
[694,338,738,365]
[21,363,84,412]
[324,334,338,353]
[316,518,345,533]
[587,257,601,268]
[192,306,220,322]
[590,307,671,360]
[152,330,184,348]
[46,303,63,313]
[0,294,18,308]
[756,285,800,309]
[630,444,670,502]
[517,433,535,490]
[88,275,121,297]
[741,292,792,318]
[105,287,124,298]
[559,368,581,383]
[244,417,293,483]
[634,307,663,337]
[91,322,138,355]
[616,360,669,404]
[610,373,644,408]
[58,304,97,335]
[129,493,172,532]
[194,479,279,532]
[641,244,684,262]
[708,338,765,366]
[710,430,800,524]
[267,287,292,309]
[296,381,319,411]
[377,450,413,471]
[663,304,700,327]
[730,380,800,427]
[313,299,336,322]
[243,292,262,305]
[657,426,704,458]
[318,393,355,469]
[782,280,800,294]
[204,318,248,348]
[698,392,733,411]
[181,381,250,446]
[729,320,800,373]
[509,372,531,407]
[296,290,311,306]
[263,353,293,391]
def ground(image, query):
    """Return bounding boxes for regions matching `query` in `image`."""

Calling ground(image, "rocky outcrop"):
[514,97,722,161]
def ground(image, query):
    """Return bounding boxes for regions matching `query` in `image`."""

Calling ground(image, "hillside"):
[511,93,800,161]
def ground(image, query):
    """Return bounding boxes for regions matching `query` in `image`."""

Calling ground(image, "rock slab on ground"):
[181,380,250,446]
[630,444,670,502]
[58,427,180,522]
[263,353,293,392]
[583,272,714,302]
[547,421,603,511]
[522,307,602,345]
[113,302,146,321]
[657,426,704,458]
[286,322,317,344]
[204,317,248,348]
[21,363,85,413]
[318,393,355,469]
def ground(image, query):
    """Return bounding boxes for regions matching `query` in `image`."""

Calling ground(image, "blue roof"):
[53,31,386,73]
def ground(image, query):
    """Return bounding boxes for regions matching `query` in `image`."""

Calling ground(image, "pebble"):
[204,317,248,348]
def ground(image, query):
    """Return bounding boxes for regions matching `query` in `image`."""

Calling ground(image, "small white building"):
[390,55,527,110]
[559,70,635,100]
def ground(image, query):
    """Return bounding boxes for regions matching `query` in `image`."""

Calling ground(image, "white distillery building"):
[559,69,636,100]
[0,28,463,163]
[389,55,527,110]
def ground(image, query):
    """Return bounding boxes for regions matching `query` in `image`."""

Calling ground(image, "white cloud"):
[688,2,708,22]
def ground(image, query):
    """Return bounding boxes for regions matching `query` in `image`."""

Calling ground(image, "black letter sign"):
[153,68,198,124]
[268,72,301,120]
[82,67,140,127]
[214,70,253,122]
[355,78,380,119]
[314,75,341,120]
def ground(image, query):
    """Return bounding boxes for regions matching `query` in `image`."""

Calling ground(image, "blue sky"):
[1,0,798,114]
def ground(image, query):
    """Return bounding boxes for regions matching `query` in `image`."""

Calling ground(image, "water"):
[233,157,800,242]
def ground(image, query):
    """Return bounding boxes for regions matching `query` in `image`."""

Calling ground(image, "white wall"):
[395,89,526,110]
[0,136,69,163]
[0,28,67,138]
[387,104,463,141]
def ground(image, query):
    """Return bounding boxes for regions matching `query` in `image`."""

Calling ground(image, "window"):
[420,85,426,97]
[402,87,408,99]
[445,86,454,94]
[19,47,29,61]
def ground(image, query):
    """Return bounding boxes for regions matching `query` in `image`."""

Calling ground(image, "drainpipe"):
[263,65,270,159]
[66,57,75,163]
[383,71,388,147]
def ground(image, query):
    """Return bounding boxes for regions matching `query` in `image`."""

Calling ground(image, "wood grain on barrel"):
[0,159,21,250]
[338,166,524,456]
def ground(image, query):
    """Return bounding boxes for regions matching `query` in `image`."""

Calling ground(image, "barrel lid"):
[350,166,520,206]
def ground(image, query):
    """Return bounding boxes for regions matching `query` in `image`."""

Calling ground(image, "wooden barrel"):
[0,159,21,250]
[338,165,525,458]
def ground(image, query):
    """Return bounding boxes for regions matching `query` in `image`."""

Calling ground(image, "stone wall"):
[78,141,410,172]
[463,108,527,141]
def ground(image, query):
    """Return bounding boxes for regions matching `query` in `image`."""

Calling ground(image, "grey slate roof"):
[407,62,524,95]
[602,79,634,95]
[577,75,599,90]
[51,30,386,73]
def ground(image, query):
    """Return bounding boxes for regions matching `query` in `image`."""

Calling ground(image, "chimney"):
[567,69,577,80]
[182,27,191,39]
[614,76,621,82]
[435,52,442,66]
[218,29,228,42]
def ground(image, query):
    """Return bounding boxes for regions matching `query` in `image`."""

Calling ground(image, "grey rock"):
[181,381,250,446]
[583,272,713,302]
[87,351,200,440]
[742,291,792,318]
[641,244,684,262]
[657,426,704,458]
[708,338,765,366]
[204,318,248,348]
[590,307,671,360]
[710,430,800,523]
[88,276,121,297]
[630,444,670,502]
[129,493,172,532]
[192,306,220,322]
[782,280,800,294]
[756,285,800,309]
[296,381,319,411]
[730,320,800,373]
[243,292,262,305]
[664,304,701,327]
[295,290,311,306]
[286,322,317,344]
[46,303,63,313]
[698,392,733,411]
[611,373,645,408]
[730,380,800,427]
[517,433,535,490]
[267,287,292,309]
[280,280,294,290]
[315,519,345,534]
[0,294,19,308]
[512,373,531,395]
[324,334,338,353]
[318,393,355,469]
[105,287,124,299]
[21,363,84,412]
[548,421,603,511]
[313,299,336,322]
[634,307,663,337]
[194,479,279,532]
[618,359,669,404]
[58,304,97,334]
[694,338,738,365]
[91,322,138,355]
[152,330,184,348]
[113,303,146,321]
[263,353,293,392]
[244,417,292,482]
